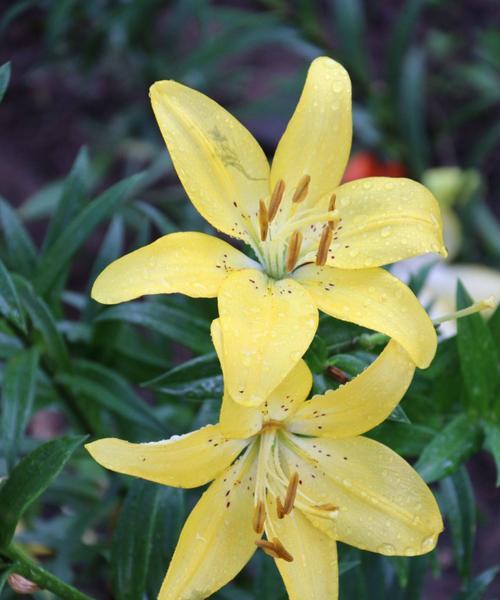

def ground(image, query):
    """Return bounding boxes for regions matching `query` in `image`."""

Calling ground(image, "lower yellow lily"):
[86,323,443,600]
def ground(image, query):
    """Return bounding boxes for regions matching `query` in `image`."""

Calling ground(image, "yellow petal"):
[265,495,339,600]
[328,178,446,268]
[289,340,414,438]
[285,435,443,556]
[212,318,313,438]
[85,424,247,488]
[218,269,318,406]
[91,232,255,304]
[294,264,437,368]
[211,319,264,439]
[159,447,258,600]
[271,57,352,208]
[150,81,269,242]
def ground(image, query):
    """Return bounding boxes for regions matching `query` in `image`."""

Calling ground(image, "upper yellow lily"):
[86,322,443,600]
[92,57,446,406]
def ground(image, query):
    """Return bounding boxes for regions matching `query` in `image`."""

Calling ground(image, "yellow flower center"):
[252,177,340,279]
[249,426,339,561]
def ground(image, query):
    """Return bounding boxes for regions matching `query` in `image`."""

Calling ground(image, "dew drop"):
[378,543,396,555]
[381,226,391,238]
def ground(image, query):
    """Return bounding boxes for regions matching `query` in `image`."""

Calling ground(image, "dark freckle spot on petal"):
[343,457,348,460]
[225,490,230,496]
[141,458,146,462]
[226,502,231,508]
[326,454,331,457]
[318,426,323,429]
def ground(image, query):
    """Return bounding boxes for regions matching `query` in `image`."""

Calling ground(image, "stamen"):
[292,175,311,204]
[283,472,299,515]
[268,179,286,222]
[253,501,266,534]
[316,225,333,266]
[328,194,337,230]
[276,497,286,519]
[285,230,303,272]
[433,296,496,325]
[315,503,339,515]
[255,538,293,562]
[255,539,280,559]
[326,365,351,384]
[259,199,269,241]
[272,538,294,562]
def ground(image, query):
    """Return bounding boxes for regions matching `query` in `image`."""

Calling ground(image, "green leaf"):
[388,404,411,424]
[0,258,25,330]
[96,301,212,354]
[0,61,10,102]
[1,348,39,470]
[330,0,369,86]
[304,336,327,373]
[111,480,161,600]
[57,360,166,436]
[439,467,476,578]
[483,420,500,486]
[14,276,70,370]
[488,304,500,354]
[456,281,499,414]
[415,414,482,483]
[0,435,86,548]
[398,47,429,176]
[143,352,222,400]
[454,566,500,600]
[0,197,37,277]
[369,422,436,457]
[35,173,144,295]
[41,147,91,251]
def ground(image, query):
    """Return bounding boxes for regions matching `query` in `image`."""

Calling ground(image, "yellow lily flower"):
[86,322,443,600]
[92,57,446,406]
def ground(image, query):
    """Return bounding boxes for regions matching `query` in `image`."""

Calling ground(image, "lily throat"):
[251,176,340,279]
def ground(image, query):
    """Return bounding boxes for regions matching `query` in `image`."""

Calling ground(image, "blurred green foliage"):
[1,1,500,599]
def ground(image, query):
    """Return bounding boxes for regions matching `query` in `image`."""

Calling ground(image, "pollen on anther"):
[292,174,311,204]
[268,179,285,222]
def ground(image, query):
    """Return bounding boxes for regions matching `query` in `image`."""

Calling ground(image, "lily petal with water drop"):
[92,57,446,406]
[86,322,443,600]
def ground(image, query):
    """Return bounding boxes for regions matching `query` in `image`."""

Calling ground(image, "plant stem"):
[2,545,95,600]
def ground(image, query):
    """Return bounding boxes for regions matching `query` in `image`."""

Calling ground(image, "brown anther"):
[8,573,40,594]
[272,537,294,562]
[255,538,294,562]
[315,503,339,513]
[276,496,286,519]
[285,230,303,272]
[255,539,280,559]
[292,174,311,204]
[328,194,337,231]
[316,225,333,266]
[253,501,266,534]
[283,472,299,515]
[326,365,351,384]
[259,199,269,241]
[268,179,286,222]
[328,193,337,212]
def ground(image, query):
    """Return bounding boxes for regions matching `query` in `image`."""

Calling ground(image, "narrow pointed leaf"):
[0,435,86,548]
[415,414,482,483]
[0,197,37,277]
[1,348,39,470]
[111,480,161,600]
[35,173,144,295]
[439,467,476,578]
[456,281,499,414]
[14,276,70,369]
[483,420,500,486]
[0,258,25,330]
[96,301,211,354]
